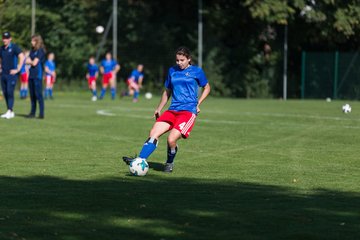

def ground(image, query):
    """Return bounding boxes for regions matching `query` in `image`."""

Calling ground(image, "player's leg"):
[1,76,9,112]
[91,80,97,100]
[35,78,45,118]
[123,121,172,165]
[49,78,54,99]
[110,75,116,100]
[100,74,109,99]
[27,78,36,117]
[131,82,140,102]
[164,129,182,172]
[44,76,49,99]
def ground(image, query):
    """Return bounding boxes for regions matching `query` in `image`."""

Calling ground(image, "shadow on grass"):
[0,176,359,240]
[148,162,164,171]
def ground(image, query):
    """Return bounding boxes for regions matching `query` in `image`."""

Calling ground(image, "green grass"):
[0,92,359,240]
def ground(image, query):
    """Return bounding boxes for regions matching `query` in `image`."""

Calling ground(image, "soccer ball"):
[342,104,352,113]
[129,157,149,176]
[145,92,153,100]
[96,25,104,34]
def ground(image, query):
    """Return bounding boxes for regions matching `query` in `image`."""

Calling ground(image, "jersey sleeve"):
[196,68,208,87]
[164,68,173,89]
[37,49,45,63]
[13,44,22,56]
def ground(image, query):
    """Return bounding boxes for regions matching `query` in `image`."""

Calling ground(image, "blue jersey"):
[45,60,56,76]
[20,57,26,74]
[101,59,117,74]
[0,43,22,75]
[165,65,208,114]
[129,69,144,83]
[87,63,99,77]
[29,48,45,79]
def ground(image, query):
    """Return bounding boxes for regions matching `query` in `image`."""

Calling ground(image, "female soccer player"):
[123,47,211,172]
[20,50,30,99]
[126,64,144,102]
[26,34,46,119]
[44,52,56,99]
[86,56,99,101]
[99,52,120,100]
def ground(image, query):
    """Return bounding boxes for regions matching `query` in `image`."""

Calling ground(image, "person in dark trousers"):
[0,32,25,119]
[26,34,46,119]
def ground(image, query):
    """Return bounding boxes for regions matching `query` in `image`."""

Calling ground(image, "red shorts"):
[103,72,112,85]
[46,75,55,85]
[88,76,96,86]
[127,79,139,90]
[20,73,28,83]
[157,110,197,138]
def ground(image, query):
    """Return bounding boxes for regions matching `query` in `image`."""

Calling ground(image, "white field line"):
[95,109,360,129]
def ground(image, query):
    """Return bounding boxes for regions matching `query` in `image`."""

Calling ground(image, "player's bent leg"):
[122,122,171,165]
[164,129,182,173]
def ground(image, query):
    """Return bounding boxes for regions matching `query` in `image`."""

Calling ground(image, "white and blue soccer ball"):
[129,157,149,176]
[342,104,352,114]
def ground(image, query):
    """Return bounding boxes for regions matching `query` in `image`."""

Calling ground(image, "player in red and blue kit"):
[44,52,56,99]
[99,52,120,100]
[123,47,211,172]
[19,50,29,99]
[86,56,99,101]
[126,64,144,102]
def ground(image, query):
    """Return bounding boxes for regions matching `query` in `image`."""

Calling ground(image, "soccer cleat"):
[122,156,136,165]
[164,163,174,173]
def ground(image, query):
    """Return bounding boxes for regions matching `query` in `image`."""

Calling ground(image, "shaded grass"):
[0,92,359,239]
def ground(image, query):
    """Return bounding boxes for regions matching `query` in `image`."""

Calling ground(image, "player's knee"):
[167,136,177,147]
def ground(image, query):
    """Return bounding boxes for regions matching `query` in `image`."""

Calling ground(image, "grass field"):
[0,92,359,240]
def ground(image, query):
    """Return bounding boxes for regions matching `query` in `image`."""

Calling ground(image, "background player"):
[126,64,144,102]
[20,50,30,99]
[122,47,211,172]
[44,52,56,99]
[99,52,120,100]
[86,56,99,101]
[0,31,25,119]
[26,34,46,119]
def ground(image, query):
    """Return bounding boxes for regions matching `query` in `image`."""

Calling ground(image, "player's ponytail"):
[176,46,192,65]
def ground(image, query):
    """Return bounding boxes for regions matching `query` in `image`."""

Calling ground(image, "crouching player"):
[86,56,99,101]
[123,47,211,172]
[126,64,144,102]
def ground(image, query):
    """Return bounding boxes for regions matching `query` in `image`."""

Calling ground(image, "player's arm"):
[138,76,144,88]
[26,56,39,66]
[114,63,120,73]
[45,66,51,75]
[154,88,171,119]
[197,83,211,114]
[100,66,104,74]
[10,52,25,75]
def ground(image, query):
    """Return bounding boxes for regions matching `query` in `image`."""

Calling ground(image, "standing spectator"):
[0,32,25,119]
[26,34,46,119]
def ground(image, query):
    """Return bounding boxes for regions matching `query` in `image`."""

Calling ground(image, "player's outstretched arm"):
[197,83,211,114]
[154,89,171,119]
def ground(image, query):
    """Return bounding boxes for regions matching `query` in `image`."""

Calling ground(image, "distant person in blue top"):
[0,31,25,119]
[20,50,30,99]
[125,64,144,102]
[99,52,120,100]
[86,56,99,101]
[44,52,56,99]
[122,47,211,173]
[26,34,46,119]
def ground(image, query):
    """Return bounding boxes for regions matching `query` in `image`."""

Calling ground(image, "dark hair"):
[176,46,192,64]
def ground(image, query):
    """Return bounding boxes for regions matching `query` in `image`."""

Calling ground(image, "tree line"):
[1,0,359,98]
